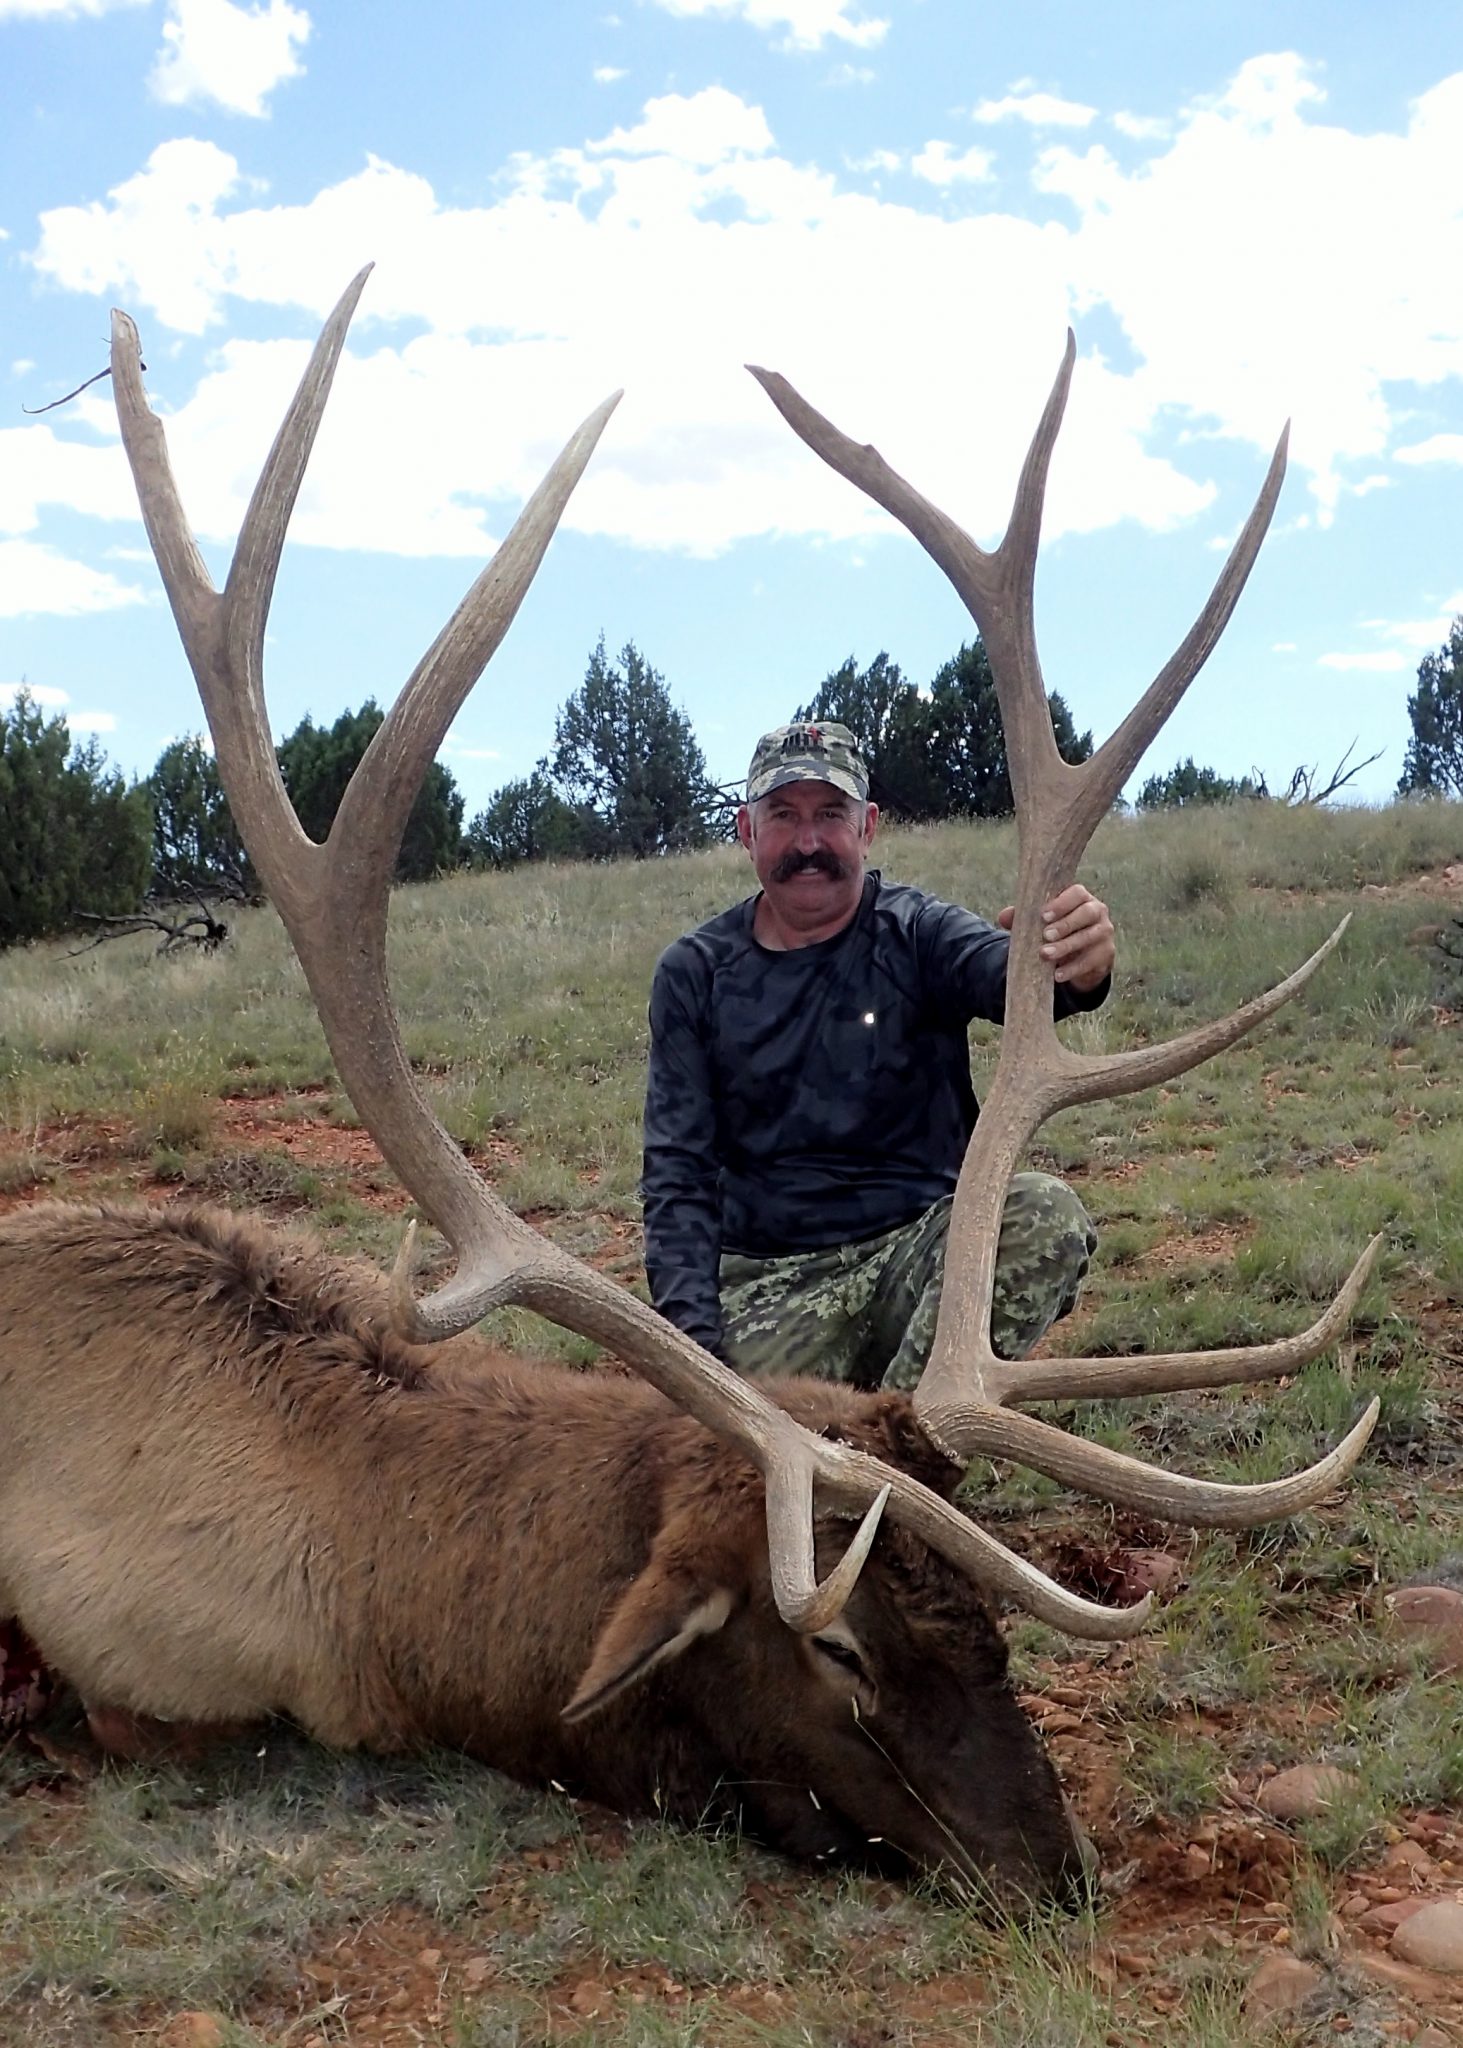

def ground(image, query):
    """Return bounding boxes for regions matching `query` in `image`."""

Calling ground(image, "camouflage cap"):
[746,721,869,804]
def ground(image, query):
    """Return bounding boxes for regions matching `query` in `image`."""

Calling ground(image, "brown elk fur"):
[0,1199,1087,1898]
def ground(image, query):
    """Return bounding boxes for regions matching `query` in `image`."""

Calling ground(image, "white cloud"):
[443,736,503,761]
[643,0,886,52]
[1394,433,1463,465]
[0,541,145,617]
[0,681,69,707]
[1112,112,1171,142]
[587,86,773,162]
[826,62,874,86]
[1036,55,1463,521]
[20,63,1463,570]
[593,64,626,83]
[0,422,140,538]
[1317,650,1410,672]
[1360,592,1463,652]
[149,0,310,119]
[847,147,901,172]
[972,91,1097,129]
[12,359,36,377]
[1272,641,1297,653]
[911,140,993,186]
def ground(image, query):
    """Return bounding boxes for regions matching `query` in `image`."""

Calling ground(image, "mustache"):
[770,847,856,885]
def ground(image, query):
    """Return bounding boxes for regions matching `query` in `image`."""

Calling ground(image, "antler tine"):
[335,389,624,889]
[1086,425,1291,816]
[750,345,1378,1529]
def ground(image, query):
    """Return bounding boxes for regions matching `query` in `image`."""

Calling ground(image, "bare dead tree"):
[69,882,231,957]
[1249,739,1385,805]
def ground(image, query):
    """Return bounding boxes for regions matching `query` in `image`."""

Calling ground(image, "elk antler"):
[115,271,1212,1646]
[748,338,1380,1510]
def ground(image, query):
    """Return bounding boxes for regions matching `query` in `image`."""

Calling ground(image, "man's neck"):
[752,885,863,952]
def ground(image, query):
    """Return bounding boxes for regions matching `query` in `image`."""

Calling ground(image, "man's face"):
[737,779,879,934]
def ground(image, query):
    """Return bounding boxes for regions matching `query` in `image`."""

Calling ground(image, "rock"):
[1350,1951,1450,2002]
[1256,1765,1360,1821]
[1356,1898,1429,1936]
[1390,1899,1463,1972]
[1380,1838,1438,1881]
[1182,1844,1213,1881]
[1386,1585,1463,1675]
[417,1947,443,1969]
[1244,1954,1326,2017]
[1119,1549,1183,1597]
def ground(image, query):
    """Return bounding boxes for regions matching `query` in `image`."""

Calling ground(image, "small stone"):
[1390,1899,1463,1972]
[1381,1839,1435,1877]
[1413,2030,1453,2046]
[417,1947,443,1969]
[1120,1549,1183,1597]
[1386,1586,1463,1674]
[1350,1952,1449,2002]
[1245,1954,1326,2016]
[1182,1845,1213,1880]
[464,1957,491,1986]
[1357,1899,1429,1936]
[1256,1765,1360,1821]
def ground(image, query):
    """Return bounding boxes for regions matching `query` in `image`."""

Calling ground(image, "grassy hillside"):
[3,797,1463,2045]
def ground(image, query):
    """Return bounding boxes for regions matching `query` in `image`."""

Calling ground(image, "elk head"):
[107,270,1379,1901]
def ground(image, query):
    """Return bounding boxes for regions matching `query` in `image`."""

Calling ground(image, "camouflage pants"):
[719,1173,1097,1392]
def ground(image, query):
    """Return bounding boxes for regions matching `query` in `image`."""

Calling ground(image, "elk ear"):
[563,1551,738,1724]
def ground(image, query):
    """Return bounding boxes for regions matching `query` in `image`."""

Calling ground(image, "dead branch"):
[1250,739,1384,806]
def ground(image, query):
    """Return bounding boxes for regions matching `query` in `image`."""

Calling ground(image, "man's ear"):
[736,802,753,853]
[563,1563,736,1723]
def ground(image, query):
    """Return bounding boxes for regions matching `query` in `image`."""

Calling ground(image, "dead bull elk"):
[0,271,1381,1905]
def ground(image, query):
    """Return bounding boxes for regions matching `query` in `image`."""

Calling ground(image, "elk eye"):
[813,1637,867,1678]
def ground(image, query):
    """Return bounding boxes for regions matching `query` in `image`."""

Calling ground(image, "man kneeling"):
[641,721,1115,1390]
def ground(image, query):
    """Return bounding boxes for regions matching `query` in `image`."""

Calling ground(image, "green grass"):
[3,798,1463,2045]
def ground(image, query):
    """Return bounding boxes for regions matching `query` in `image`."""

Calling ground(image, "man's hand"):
[996,883,1115,993]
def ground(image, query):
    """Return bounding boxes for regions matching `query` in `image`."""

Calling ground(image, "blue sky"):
[3,0,1461,819]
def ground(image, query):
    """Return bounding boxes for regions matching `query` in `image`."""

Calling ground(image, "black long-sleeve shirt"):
[641,869,1107,1355]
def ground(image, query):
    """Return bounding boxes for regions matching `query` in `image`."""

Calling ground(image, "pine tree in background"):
[796,639,1091,821]
[1136,757,1263,809]
[1398,617,1463,798]
[277,699,465,881]
[0,690,151,948]
[149,735,258,897]
[465,767,585,869]
[550,636,720,858]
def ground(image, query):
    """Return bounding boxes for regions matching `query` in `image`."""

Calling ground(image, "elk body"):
[0,270,1384,1908]
[0,1199,1086,1901]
